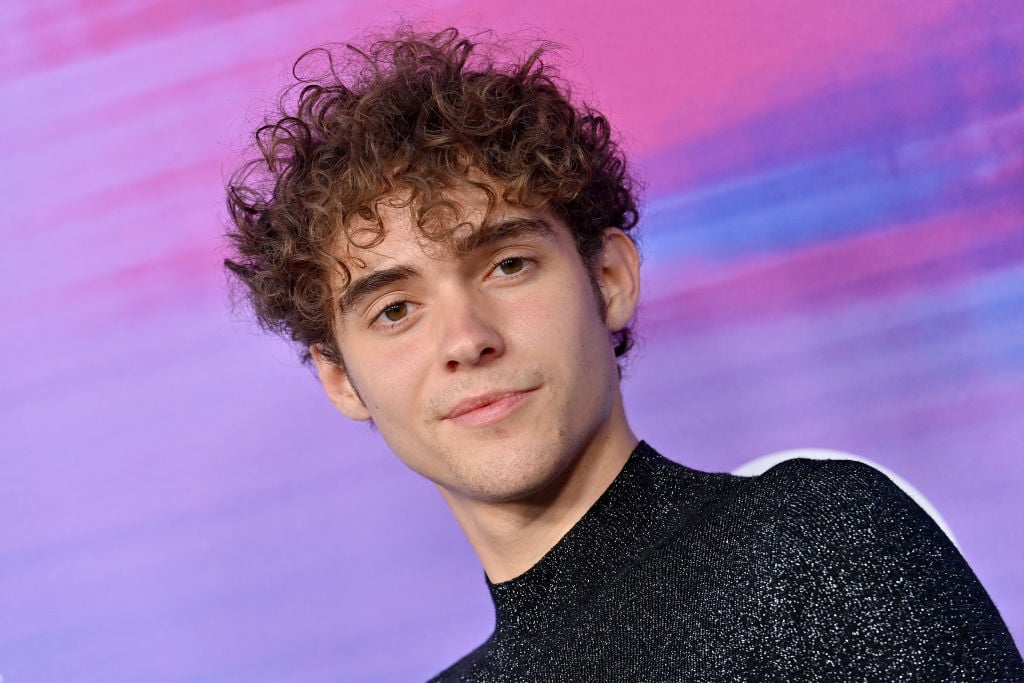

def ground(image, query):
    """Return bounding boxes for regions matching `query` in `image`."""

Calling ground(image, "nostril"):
[447,347,496,371]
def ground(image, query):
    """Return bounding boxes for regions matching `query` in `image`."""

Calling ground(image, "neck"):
[439,398,638,583]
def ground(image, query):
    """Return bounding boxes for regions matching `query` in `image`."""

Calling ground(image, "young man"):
[225,27,1023,681]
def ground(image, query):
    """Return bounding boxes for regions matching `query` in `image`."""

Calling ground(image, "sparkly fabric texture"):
[430,442,1024,681]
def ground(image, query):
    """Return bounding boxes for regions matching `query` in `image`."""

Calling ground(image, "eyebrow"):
[338,264,420,314]
[452,216,555,255]
[337,217,556,314]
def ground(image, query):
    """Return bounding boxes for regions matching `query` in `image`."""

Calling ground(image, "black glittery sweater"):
[431,442,1024,681]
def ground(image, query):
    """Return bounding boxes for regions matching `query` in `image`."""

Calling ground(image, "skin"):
[312,184,642,582]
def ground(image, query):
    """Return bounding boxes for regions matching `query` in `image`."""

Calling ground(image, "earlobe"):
[311,344,372,421]
[598,229,641,332]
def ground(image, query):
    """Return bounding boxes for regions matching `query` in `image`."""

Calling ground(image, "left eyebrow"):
[452,217,556,256]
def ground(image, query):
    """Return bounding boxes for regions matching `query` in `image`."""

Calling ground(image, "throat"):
[438,427,638,583]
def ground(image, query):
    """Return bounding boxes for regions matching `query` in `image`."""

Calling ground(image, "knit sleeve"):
[762,458,1024,681]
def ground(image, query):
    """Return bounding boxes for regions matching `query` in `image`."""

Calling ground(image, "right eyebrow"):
[338,264,420,314]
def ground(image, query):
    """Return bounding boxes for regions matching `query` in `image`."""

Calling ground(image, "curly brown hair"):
[224,26,640,368]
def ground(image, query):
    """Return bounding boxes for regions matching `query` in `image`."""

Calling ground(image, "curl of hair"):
[224,26,640,367]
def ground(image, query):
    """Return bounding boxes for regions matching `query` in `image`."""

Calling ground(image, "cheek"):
[510,277,608,362]
[349,341,428,418]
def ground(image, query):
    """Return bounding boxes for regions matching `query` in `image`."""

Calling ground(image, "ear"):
[311,344,372,421]
[597,228,641,332]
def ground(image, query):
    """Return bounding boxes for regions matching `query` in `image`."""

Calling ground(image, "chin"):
[442,437,578,504]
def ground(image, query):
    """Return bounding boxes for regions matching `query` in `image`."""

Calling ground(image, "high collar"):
[485,441,713,638]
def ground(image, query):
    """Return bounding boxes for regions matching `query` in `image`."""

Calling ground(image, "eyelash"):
[370,299,412,329]
[368,255,535,329]
[490,255,533,279]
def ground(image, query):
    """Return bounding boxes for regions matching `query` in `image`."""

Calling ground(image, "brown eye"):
[382,302,407,322]
[497,257,525,275]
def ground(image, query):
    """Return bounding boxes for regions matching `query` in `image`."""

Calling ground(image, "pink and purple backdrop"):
[2,1,1022,680]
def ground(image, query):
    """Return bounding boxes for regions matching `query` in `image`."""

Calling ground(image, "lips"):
[444,388,537,427]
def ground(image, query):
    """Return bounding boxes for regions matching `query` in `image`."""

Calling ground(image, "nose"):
[438,293,505,371]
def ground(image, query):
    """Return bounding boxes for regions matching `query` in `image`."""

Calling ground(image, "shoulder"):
[426,636,493,683]
[742,456,954,566]
[749,454,895,493]
[741,456,922,526]
[739,458,1024,679]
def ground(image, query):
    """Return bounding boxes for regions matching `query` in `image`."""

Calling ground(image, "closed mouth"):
[444,388,538,426]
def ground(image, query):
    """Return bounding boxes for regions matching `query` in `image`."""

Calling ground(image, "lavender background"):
[2,1,1022,680]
